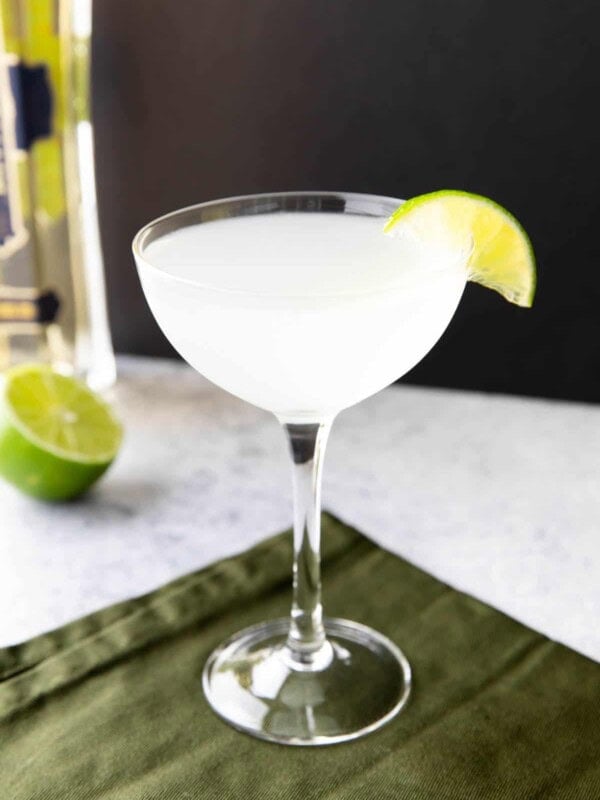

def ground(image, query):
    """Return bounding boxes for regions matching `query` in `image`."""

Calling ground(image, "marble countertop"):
[1,356,598,662]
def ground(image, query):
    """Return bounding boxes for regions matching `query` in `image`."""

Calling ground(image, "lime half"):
[384,190,536,306]
[0,364,122,501]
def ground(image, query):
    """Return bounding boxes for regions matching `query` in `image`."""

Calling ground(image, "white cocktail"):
[139,209,466,421]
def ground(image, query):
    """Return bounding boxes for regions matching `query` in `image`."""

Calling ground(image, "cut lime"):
[384,190,536,307]
[0,364,122,501]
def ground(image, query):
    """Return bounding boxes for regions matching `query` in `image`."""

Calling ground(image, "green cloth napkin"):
[1,514,599,799]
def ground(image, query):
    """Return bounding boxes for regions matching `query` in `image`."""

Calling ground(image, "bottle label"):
[0,50,26,256]
[0,43,52,256]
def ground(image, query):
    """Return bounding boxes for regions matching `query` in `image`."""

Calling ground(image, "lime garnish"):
[384,190,536,307]
[0,364,122,501]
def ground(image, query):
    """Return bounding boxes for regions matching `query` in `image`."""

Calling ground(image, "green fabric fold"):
[1,513,598,799]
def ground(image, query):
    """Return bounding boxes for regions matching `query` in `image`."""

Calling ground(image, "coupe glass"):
[133,191,466,745]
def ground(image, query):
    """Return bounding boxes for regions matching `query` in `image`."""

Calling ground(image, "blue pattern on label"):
[9,63,52,150]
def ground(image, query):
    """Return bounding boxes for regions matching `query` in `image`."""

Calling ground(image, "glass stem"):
[283,420,332,665]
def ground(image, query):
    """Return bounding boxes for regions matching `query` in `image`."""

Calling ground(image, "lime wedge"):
[0,364,122,501]
[384,190,536,306]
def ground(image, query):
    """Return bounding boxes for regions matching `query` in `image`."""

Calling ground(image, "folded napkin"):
[1,514,599,799]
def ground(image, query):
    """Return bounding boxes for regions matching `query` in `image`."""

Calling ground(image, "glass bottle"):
[0,0,115,390]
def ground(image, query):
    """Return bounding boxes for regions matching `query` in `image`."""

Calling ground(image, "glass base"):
[202,617,411,746]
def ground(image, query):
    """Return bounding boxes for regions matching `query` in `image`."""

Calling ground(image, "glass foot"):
[202,617,411,746]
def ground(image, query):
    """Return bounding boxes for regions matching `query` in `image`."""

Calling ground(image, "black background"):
[92,1,599,402]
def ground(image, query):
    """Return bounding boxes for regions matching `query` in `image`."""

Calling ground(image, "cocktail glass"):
[133,191,467,745]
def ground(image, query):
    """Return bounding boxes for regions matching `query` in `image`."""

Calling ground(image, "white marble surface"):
[1,356,598,663]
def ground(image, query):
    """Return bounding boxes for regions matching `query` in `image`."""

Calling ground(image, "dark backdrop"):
[92,1,599,402]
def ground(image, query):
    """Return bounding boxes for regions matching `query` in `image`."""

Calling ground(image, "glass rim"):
[132,190,404,289]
